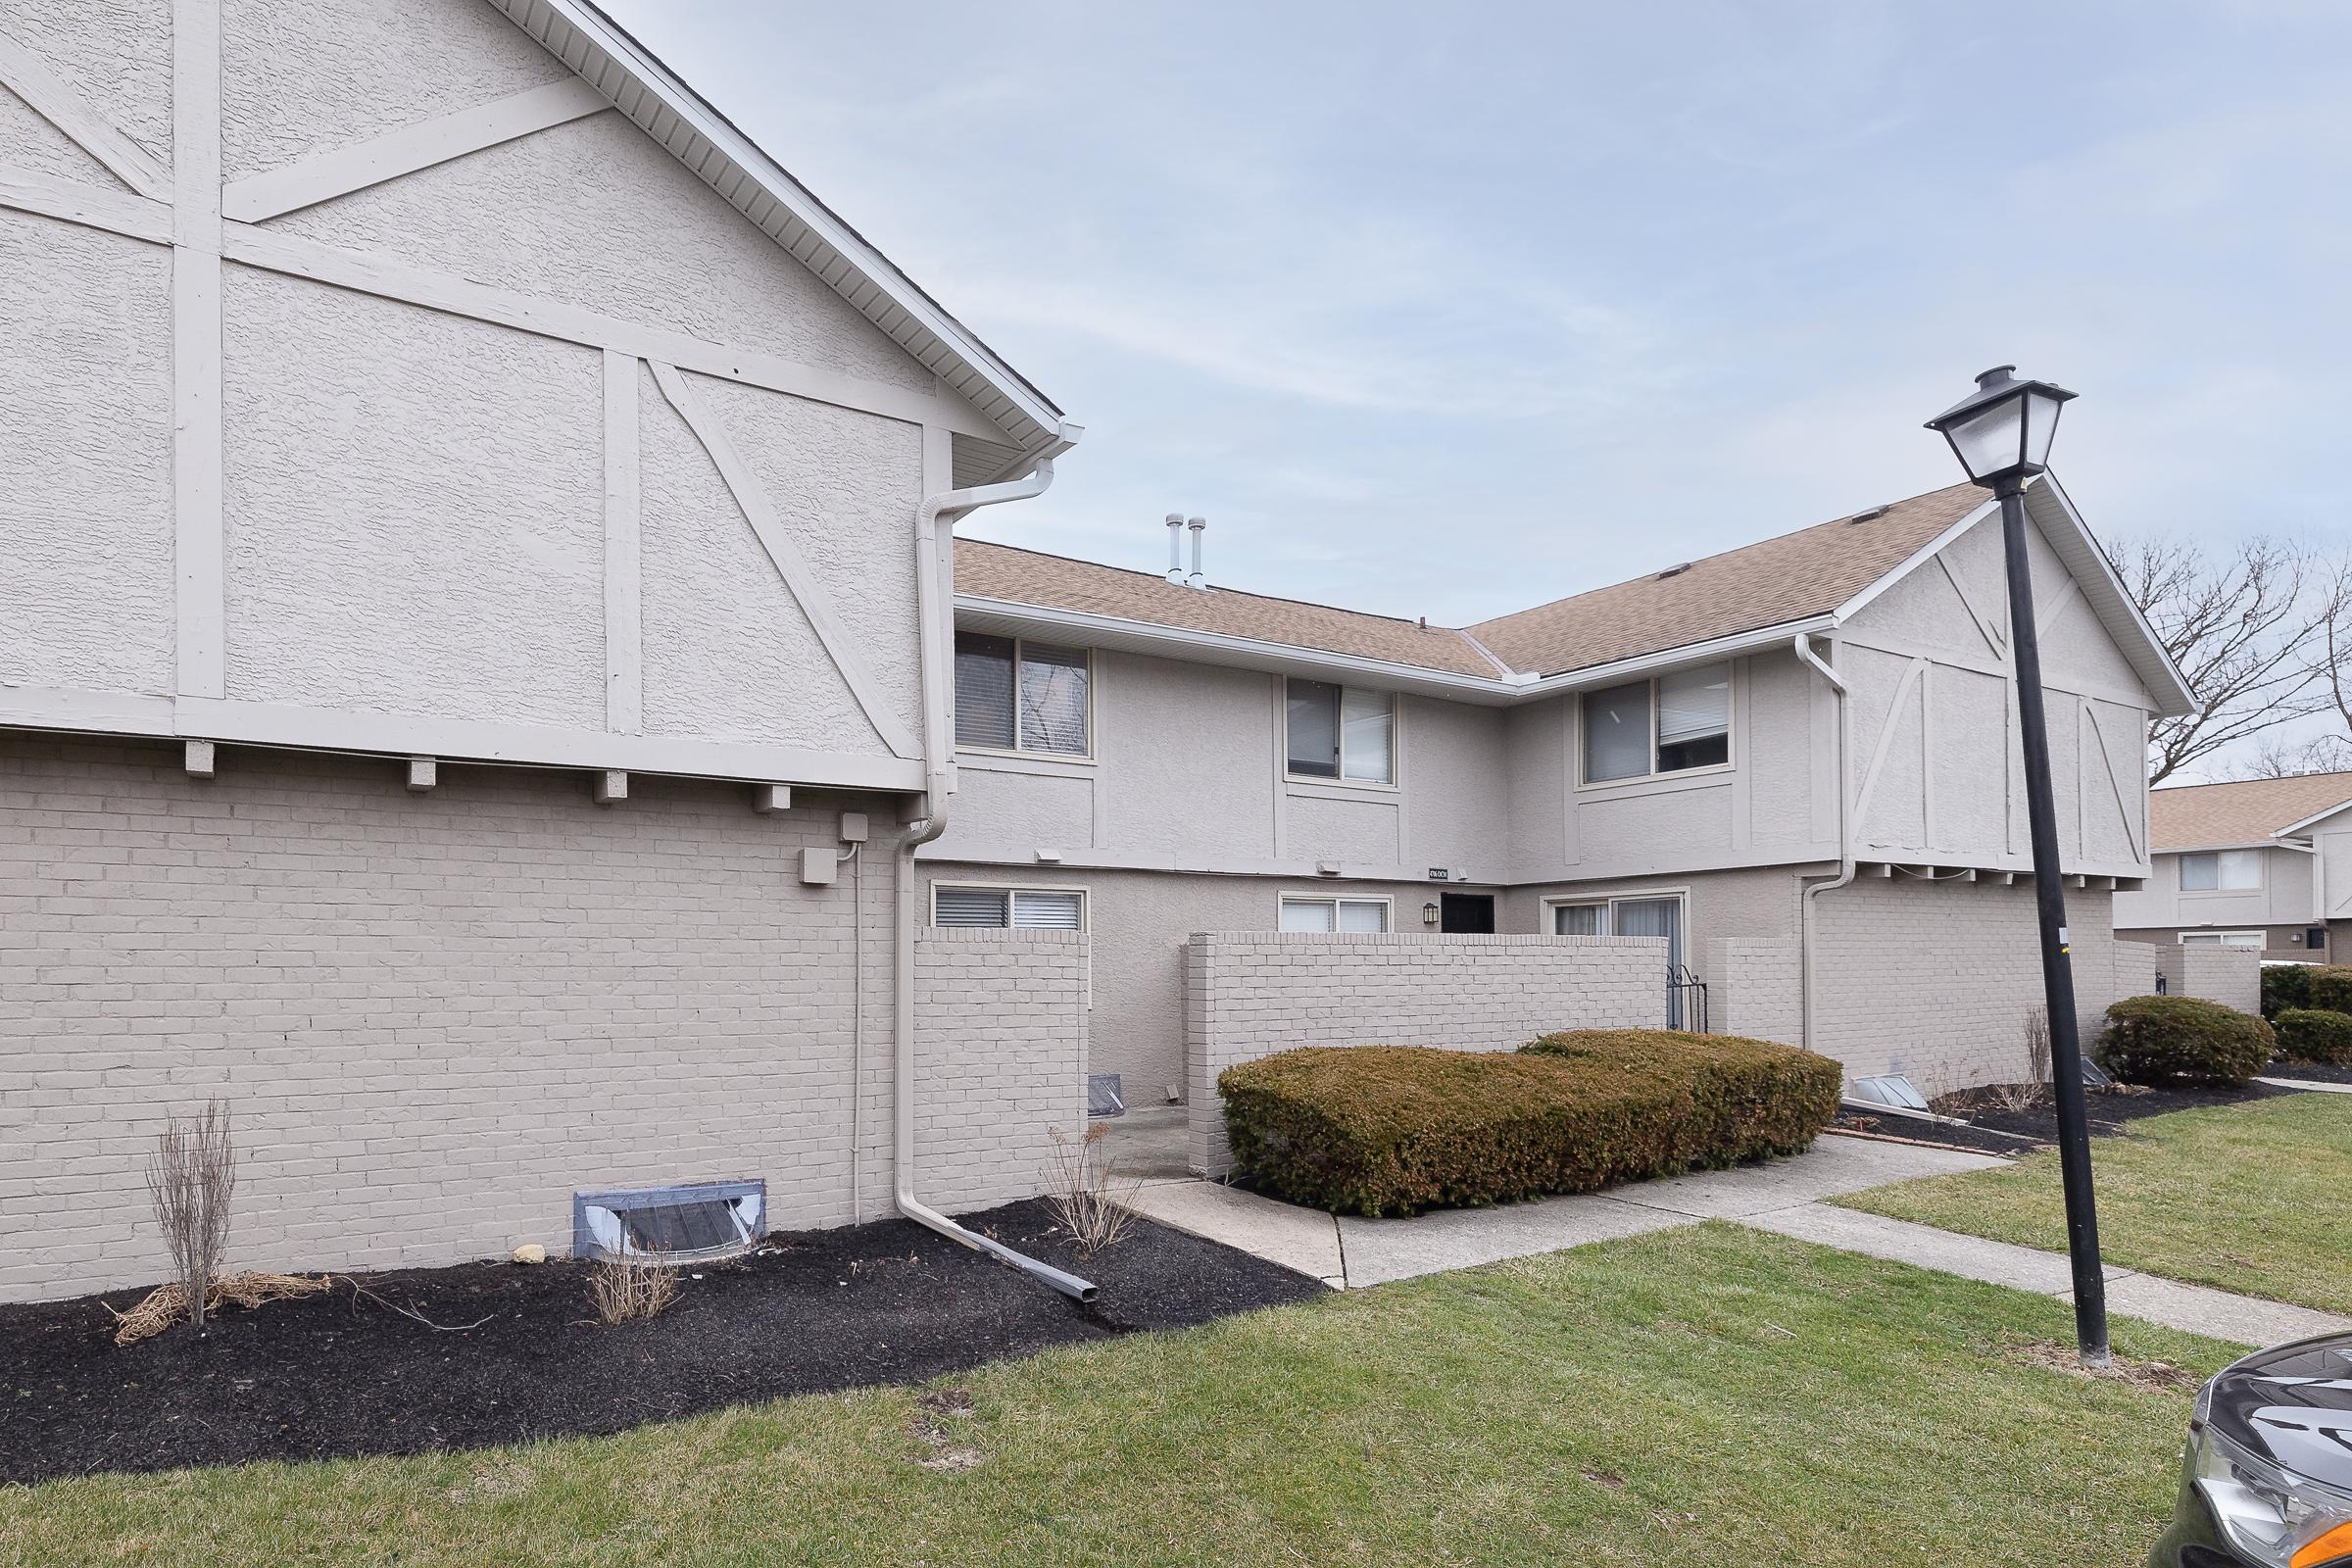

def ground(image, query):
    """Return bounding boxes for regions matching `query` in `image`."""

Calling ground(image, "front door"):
[1610,897,1686,1025]
[1440,893,1495,934]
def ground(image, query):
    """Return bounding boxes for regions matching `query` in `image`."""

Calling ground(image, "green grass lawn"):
[1835,1092,2352,1314]
[0,1224,2229,1568]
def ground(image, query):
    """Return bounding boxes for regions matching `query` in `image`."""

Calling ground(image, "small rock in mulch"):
[0,1199,1323,1485]
[1932,1078,2303,1141]
[2011,1338,2202,1392]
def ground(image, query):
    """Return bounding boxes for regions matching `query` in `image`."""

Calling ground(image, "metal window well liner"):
[1087,1072,1125,1118]
[572,1179,765,1264]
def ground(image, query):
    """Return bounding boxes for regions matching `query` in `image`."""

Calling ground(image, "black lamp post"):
[1925,365,2109,1368]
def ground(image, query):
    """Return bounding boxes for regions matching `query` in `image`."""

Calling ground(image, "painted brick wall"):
[1182,932,1667,1176]
[2154,944,2262,1014]
[1705,936,1804,1046]
[0,736,1077,1303]
[2113,941,2160,1001]
[1811,874,2125,1091]
[912,928,1087,1210]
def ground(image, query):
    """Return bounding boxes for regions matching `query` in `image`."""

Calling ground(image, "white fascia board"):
[491,0,1070,455]
[1829,496,2000,626]
[2157,838,2317,856]
[955,597,1840,706]
[2028,474,2197,717]
[2274,799,2352,839]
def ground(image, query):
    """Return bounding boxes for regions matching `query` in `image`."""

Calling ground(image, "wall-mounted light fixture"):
[1422,902,1440,926]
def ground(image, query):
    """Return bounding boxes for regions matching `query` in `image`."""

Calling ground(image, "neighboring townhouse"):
[2115,773,2352,959]
[930,477,2191,1103]
[0,0,1086,1299]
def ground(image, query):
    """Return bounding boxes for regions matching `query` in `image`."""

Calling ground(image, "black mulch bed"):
[0,1200,1323,1485]
[1829,1111,2036,1157]
[1928,1077,2307,1142]
[2266,1059,2352,1086]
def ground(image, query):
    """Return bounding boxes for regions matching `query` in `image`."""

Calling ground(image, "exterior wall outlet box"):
[839,811,869,843]
[800,847,838,886]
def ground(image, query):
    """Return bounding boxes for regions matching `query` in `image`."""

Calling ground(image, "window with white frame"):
[1279,895,1391,933]
[1286,679,1395,784]
[2180,930,2265,948]
[954,633,1090,757]
[1582,662,1731,783]
[932,884,1087,930]
[2179,850,2261,892]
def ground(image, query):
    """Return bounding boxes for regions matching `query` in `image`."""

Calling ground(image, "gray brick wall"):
[1705,936,1804,1046]
[1181,931,1667,1176]
[2154,943,2262,1014]
[2114,941,2160,1000]
[0,736,1079,1303]
[1811,873,2126,1091]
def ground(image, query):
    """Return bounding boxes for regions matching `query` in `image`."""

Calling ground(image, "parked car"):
[2152,1332,2352,1566]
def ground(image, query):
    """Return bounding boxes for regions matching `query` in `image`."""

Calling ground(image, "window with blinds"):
[932,885,1086,930]
[955,634,1089,757]
[1286,680,1394,783]
[1279,896,1389,933]
[1581,662,1730,782]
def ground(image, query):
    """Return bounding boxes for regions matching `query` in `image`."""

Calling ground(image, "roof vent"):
[573,1178,764,1264]
[1654,562,1692,580]
[1849,505,1890,523]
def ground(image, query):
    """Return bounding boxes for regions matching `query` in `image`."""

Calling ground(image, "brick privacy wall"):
[1811,874,2125,1091]
[1182,932,1667,1177]
[912,928,1086,1210]
[2154,944,2262,1014]
[2114,941,2159,1000]
[0,736,1077,1303]
[1705,937,1803,1046]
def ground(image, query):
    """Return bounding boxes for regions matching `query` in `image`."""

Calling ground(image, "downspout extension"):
[896,442,1097,1303]
[1792,633,1852,1056]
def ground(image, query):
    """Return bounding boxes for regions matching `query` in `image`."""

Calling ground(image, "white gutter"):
[1792,632,1852,1055]
[896,443,1097,1303]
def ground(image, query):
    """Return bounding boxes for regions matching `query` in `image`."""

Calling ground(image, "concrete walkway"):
[2261,1075,2352,1095]
[1121,1132,2352,1347]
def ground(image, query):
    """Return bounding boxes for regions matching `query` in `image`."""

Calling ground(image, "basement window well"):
[572,1179,765,1264]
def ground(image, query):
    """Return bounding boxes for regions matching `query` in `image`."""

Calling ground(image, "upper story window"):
[955,633,1090,757]
[1582,662,1731,783]
[1286,679,1394,784]
[933,884,1087,930]
[2180,850,2262,891]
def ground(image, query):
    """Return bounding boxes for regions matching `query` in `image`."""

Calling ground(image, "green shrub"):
[2308,965,2352,1016]
[2093,995,2275,1085]
[2262,962,2315,1020]
[2276,1007,2352,1065]
[1216,1030,1840,1216]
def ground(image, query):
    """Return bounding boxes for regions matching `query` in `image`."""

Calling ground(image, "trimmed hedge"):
[2262,962,2314,1021]
[2309,966,2352,1016]
[2094,995,2275,1085]
[1216,1030,1841,1216]
[2277,1007,2352,1065]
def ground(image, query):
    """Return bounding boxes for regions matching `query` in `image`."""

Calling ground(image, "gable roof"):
[1464,483,1985,677]
[956,542,1504,679]
[2149,773,2352,852]
[484,0,1072,463]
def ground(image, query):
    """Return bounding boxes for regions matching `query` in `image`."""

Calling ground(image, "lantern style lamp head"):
[1924,365,2077,489]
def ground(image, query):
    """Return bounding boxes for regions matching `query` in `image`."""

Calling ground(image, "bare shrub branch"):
[586,1255,680,1325]
[110,1270,327,1347]
[1042,1122,1141,1258]
[145,1101,236,1332]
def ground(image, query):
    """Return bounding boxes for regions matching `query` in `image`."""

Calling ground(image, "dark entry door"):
[1439,893,1495,934]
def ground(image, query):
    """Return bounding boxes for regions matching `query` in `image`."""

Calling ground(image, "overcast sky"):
[608,0,2349,631]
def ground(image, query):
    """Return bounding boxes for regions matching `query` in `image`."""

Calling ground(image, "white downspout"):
[896,438,1097,1302]
[1793,632,1852,1055]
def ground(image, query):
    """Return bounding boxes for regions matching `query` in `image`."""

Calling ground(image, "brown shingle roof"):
[2149,773,2352,851]
[955,481,1990,682]
[954,540,1505,677]
[1462,483,1987,676]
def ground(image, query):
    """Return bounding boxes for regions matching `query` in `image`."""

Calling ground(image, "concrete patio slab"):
[1605,1134,2007,1219]
[1339,1194,1690,1288]
[1120,1180,1344,1287]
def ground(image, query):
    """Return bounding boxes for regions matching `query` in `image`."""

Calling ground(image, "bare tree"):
[2113,534,2322,783]
[146,1101,236,1331]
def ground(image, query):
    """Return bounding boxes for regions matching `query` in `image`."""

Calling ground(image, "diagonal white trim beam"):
[0,164,172,241]
[647,361,921,760]
[221,77,609,222]
[0,28,169,199]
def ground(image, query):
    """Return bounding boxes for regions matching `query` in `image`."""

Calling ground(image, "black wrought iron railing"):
[1668,964,1709,1033]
